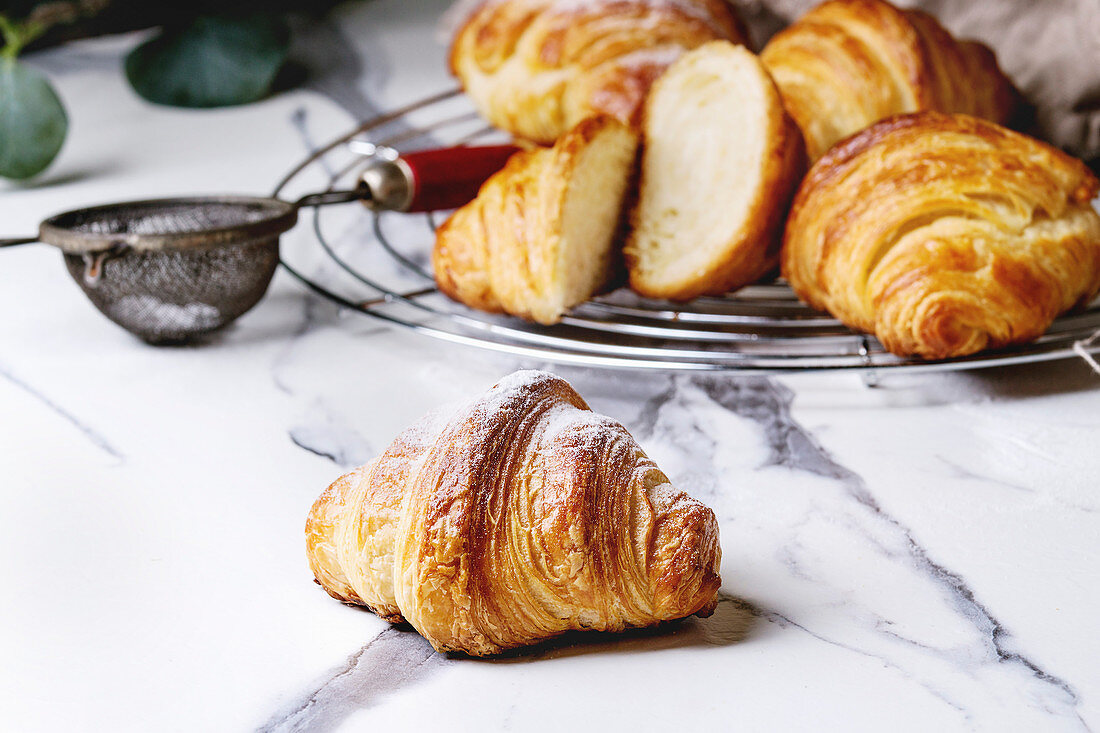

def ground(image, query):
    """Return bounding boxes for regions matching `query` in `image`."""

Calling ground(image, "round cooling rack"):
[273,88,1100,374]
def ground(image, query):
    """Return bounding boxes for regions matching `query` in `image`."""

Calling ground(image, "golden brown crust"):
[781,111,1100,359]
[625,41,806,300]
[450,0,749,144]
[305,370,722,656]
[432,148,533,320]
[760,0,1019,161]
[433,115,638,324]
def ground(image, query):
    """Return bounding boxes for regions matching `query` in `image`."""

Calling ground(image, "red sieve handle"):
[400,145,521,213]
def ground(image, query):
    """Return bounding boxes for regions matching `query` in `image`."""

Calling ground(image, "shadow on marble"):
[551,356,1099,418]
[831,357,1100,406]
[936,357,1100,399]
[585,357,1095,398]
[469,594,756,664]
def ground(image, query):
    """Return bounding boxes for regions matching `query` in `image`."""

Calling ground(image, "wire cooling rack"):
[273,88,1100,374]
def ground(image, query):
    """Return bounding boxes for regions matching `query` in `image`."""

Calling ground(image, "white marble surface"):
[2,2,1099,731]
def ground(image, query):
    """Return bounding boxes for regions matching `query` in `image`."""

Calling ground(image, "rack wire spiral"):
[274,88,1100,374]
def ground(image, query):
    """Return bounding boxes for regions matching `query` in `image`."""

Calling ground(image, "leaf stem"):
[0,15,20,59]
[0,14,49,60]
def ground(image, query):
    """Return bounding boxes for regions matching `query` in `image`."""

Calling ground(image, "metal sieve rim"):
[38,195,299,254]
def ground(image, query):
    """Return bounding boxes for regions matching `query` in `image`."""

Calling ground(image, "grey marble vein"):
[258,627,447,733]
[692,375,1085,726]
[758,606,970,717]
[0,359,123,461]
[288,400,374,468]
[270,295,326,399]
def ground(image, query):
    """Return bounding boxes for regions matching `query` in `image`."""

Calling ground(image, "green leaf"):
[0,57,67,179]
[124,13,290,108]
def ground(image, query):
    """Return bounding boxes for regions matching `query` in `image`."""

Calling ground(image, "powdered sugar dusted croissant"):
[760,0,1018,161]
[781,112,1100,359]
[306,370,721,656]
[450,0,748,144]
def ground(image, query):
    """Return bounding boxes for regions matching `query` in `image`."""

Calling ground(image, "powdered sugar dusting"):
[389,370,623,461]
[463,370,565,427]
[488,368,561,397]
[536,401,619,447]
[113,295,221,331]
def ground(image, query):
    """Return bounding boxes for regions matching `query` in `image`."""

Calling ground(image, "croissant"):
[781,112,1100,360]
[626,41,805,300]
[450,0,748,145]
[305,370,722,656]
[760,0,1019,162]
[433,115,638,325]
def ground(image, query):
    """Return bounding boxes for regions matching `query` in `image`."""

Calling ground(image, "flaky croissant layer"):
[433,115,638,325]
[781,112,1100,360]
[306,371,721,656]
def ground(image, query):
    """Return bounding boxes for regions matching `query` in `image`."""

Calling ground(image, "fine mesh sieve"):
[41,196,298,344]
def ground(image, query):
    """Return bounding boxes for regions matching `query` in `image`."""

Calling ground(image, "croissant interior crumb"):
[627,41,803,300]
[555,121,638,314]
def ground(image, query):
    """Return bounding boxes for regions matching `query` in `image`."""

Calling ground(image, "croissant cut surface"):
[306,371,722,656]
[433,115,638,325]
[781,112,1100,360]
[760,0,1018,161]
[626,41,805,300]
[450,0,748,144]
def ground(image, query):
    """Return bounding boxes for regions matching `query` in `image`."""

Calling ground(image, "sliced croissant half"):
[433,115,638,325]
[626,41,806,301]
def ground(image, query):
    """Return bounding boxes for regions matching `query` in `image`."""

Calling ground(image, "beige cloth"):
[730,0,1100,167]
